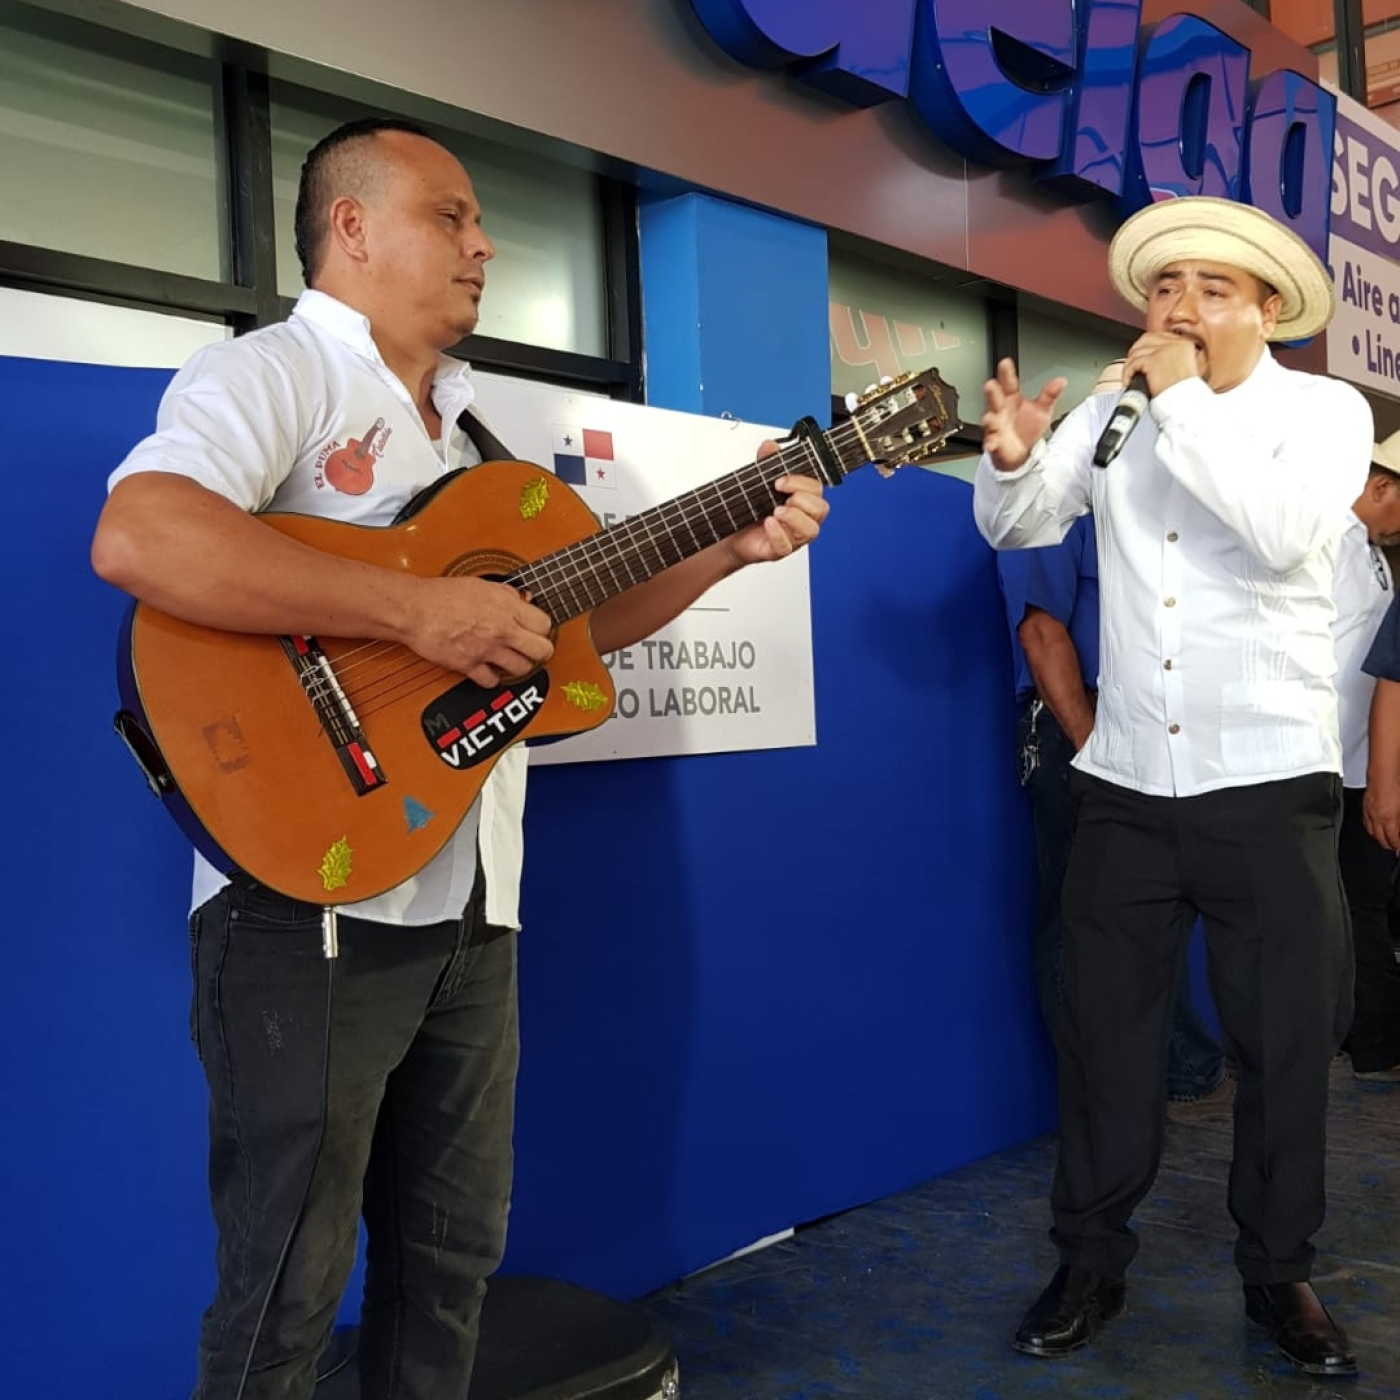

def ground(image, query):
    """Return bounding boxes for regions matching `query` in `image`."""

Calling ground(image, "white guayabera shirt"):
[109,290,528,927]
[973,350,1373,798]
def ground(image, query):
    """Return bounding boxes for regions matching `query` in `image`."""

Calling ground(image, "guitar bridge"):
[282,636,388,796]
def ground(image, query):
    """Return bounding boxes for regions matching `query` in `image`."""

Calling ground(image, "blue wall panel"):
[639,190,830,428]
[0,356,213,1394]
[0,316,1048,1391]
[505,463,1053,1297]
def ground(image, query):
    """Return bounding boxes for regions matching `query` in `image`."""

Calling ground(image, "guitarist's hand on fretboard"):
[723,450,828,567]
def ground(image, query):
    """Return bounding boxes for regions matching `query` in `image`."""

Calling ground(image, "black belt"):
[225,867,511,943]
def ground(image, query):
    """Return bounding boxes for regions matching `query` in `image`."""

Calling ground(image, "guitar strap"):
[394,409,514,523]
[458,409,514,464]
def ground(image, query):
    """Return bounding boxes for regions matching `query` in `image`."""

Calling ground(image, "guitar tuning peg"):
[843,391,860,413]
[879,375,894,385]
[863,382,878,397]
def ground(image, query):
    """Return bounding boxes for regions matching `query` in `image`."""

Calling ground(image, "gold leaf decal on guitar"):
[519,478,549,520]
[319,837,353,892]
[561,680,609,712]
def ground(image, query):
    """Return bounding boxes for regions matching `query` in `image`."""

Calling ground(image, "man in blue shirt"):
[1348,571,1400,1081]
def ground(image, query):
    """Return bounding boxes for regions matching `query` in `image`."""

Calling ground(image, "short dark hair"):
[293,116,434,285]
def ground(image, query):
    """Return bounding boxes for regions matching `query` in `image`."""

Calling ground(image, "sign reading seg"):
[688,0,1335,262]
[1326,93,1400,393]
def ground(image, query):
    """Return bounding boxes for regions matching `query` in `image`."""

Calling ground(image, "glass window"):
[829,245,990,416]
[1272,0,1400,125]
[1272,0,1342,97]
[0,5,221,280]
[1017,296,1135,418]
[1364,3,1400,125]
[269,94,609,357]
[0,286,229,366]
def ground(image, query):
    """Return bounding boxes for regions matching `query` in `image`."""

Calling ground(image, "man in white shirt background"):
[90,118,831,1400]
[975,196,1371,1377]
[1332,434,1400,1083]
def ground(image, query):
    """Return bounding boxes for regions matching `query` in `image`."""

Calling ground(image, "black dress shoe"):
[1243,1282,1357,1376]
[1013,1265,1126,1358]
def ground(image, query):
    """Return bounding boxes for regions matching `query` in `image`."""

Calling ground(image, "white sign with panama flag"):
[471,369,818,764]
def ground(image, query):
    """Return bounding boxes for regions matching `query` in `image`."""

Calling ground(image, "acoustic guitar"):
[114,369,959,904]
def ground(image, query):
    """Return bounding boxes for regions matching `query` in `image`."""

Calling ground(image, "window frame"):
[0,3,642,397]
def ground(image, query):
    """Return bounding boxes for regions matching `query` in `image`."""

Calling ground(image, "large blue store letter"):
[1243,69,1335,263]
[1120,15,1248,211]
[909,0,1078,165]
[1041,0,1144,198]
[685,0,1334,264]
[687,0,918,105]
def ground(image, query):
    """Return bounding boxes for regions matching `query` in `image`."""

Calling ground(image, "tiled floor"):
[642,1059,1400,1399]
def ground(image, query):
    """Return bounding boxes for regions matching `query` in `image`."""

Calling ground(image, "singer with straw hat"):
[974,196,1372,1376]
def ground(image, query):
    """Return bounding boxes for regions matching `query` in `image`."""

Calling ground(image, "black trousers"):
[1339,785,1400,1072]
[1018,699,1223,1098]
[1051,770,1351,1284]
[188,870,519,1400]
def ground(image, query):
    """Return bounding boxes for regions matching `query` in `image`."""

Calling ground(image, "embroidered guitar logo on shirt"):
[320,417,392,496]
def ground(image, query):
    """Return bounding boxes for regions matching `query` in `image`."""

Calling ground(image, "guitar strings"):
[293,407,943,722]
[312,450,800,716]
[304,419,871,718]
[309,430,830,715]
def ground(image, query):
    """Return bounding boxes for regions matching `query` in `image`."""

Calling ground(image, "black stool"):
[315,1275,678,1399]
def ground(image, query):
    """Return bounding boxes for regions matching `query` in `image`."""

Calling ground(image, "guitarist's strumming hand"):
[981,358,1068,472]
[402,573,554,689]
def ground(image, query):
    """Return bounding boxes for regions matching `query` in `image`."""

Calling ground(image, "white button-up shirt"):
[974,350,1373,797]
[109,289,529,926]
[1331,510,1393,788]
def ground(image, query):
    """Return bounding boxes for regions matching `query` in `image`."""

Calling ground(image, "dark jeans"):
[1018,700,1223,1099]
[1052,770,1351,1284]
[188,871,519,1400]
[1339,785,1400,1072]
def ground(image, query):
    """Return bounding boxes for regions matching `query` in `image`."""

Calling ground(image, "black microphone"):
[1092,372,1150,468]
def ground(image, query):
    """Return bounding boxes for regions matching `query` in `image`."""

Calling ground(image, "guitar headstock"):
[838,369,962,479]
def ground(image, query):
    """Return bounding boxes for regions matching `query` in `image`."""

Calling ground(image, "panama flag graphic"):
[552,423,617,489]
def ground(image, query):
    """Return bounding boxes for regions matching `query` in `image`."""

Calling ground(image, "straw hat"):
[1091,359,1128,396]
[1374,429,1400,473]
[1108,196,1335,341]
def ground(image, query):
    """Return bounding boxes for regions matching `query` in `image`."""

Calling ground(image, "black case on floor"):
[315,1275,678,1400]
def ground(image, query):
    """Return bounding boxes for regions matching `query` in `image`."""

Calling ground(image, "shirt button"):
[1164,597,1177,607]
[1167,531,1179,542]
[1168,723,1181,734]
[1164,660,1173,670]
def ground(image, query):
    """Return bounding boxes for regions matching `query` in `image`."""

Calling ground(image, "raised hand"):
[982,358,1067,471]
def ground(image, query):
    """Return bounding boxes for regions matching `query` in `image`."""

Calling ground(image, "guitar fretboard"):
[505,436,819,623]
